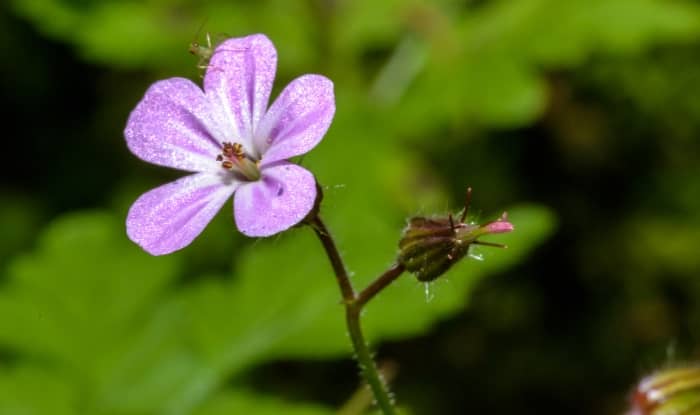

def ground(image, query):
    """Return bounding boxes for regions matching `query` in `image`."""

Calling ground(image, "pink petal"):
[127,173,238,255]
[203,34,277,154]
[483,220,514,234]
[233,162,316,237]
[256,75,335,166]
[125,78,222,173]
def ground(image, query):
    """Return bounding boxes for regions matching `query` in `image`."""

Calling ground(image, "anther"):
[215,142,262,180]
[221,142,244,160]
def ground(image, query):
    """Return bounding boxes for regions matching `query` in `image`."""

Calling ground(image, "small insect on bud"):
[398,188,514,282]
[628,365,700,415]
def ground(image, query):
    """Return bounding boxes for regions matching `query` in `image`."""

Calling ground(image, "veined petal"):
[256,75,335,166]
[204,34,277,153]
[125,78,222,173]
[127,172,238,255]
[233,162,316,237]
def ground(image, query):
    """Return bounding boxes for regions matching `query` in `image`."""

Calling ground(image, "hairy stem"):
[309,215,355,302]
[308,214,400,415]
[355,263,405,309]
[345,304,396,415]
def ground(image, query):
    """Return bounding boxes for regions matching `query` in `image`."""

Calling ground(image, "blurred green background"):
[1,0,700,413]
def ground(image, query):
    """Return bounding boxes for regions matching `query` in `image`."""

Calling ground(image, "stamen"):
[222,142,245,160]
[216,141,261,181]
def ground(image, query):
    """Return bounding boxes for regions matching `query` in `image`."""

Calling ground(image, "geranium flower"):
[124,34,335,255]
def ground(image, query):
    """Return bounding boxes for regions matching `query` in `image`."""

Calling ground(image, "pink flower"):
[125,34,335,255]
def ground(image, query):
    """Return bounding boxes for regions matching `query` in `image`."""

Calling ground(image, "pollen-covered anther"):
[216,142,261,180]
[221,142,245,160]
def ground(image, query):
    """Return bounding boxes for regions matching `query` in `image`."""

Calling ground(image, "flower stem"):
[346,304,396,415]
[355,263,405,309]
[308,215,355,302]
[308,214,401,415]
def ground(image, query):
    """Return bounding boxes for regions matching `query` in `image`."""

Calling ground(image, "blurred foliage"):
[192,390,331,415]
[2,0,700,414]
[10,0,700,129]
[0,206,549,415]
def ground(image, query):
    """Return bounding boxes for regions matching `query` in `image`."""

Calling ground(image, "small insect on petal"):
[189,30,247,74]
[125,33,334,254]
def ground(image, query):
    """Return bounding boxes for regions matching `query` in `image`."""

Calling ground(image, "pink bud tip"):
[483,220,514,234]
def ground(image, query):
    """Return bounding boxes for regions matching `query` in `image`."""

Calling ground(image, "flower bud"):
[628,365,700,415]
[397,188,514,282]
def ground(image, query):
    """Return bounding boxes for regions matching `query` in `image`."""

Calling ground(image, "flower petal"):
[127,172,238,255]
[256,75,335,166]
[233,162,316,237]
[203,34,277,153]
[125,78,222,172]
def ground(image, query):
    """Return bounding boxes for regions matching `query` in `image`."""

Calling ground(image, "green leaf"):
[0,152,554,415]
[169,102,557,408]
[0,212,207,414]
[0,366,78,415]
[176,203,554,408]
[389,0,700,131]
[249,204,555,358]
[8,0,316,72]
[0,212,178,367]
[192,390,332,415]
[0,212,178,366]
